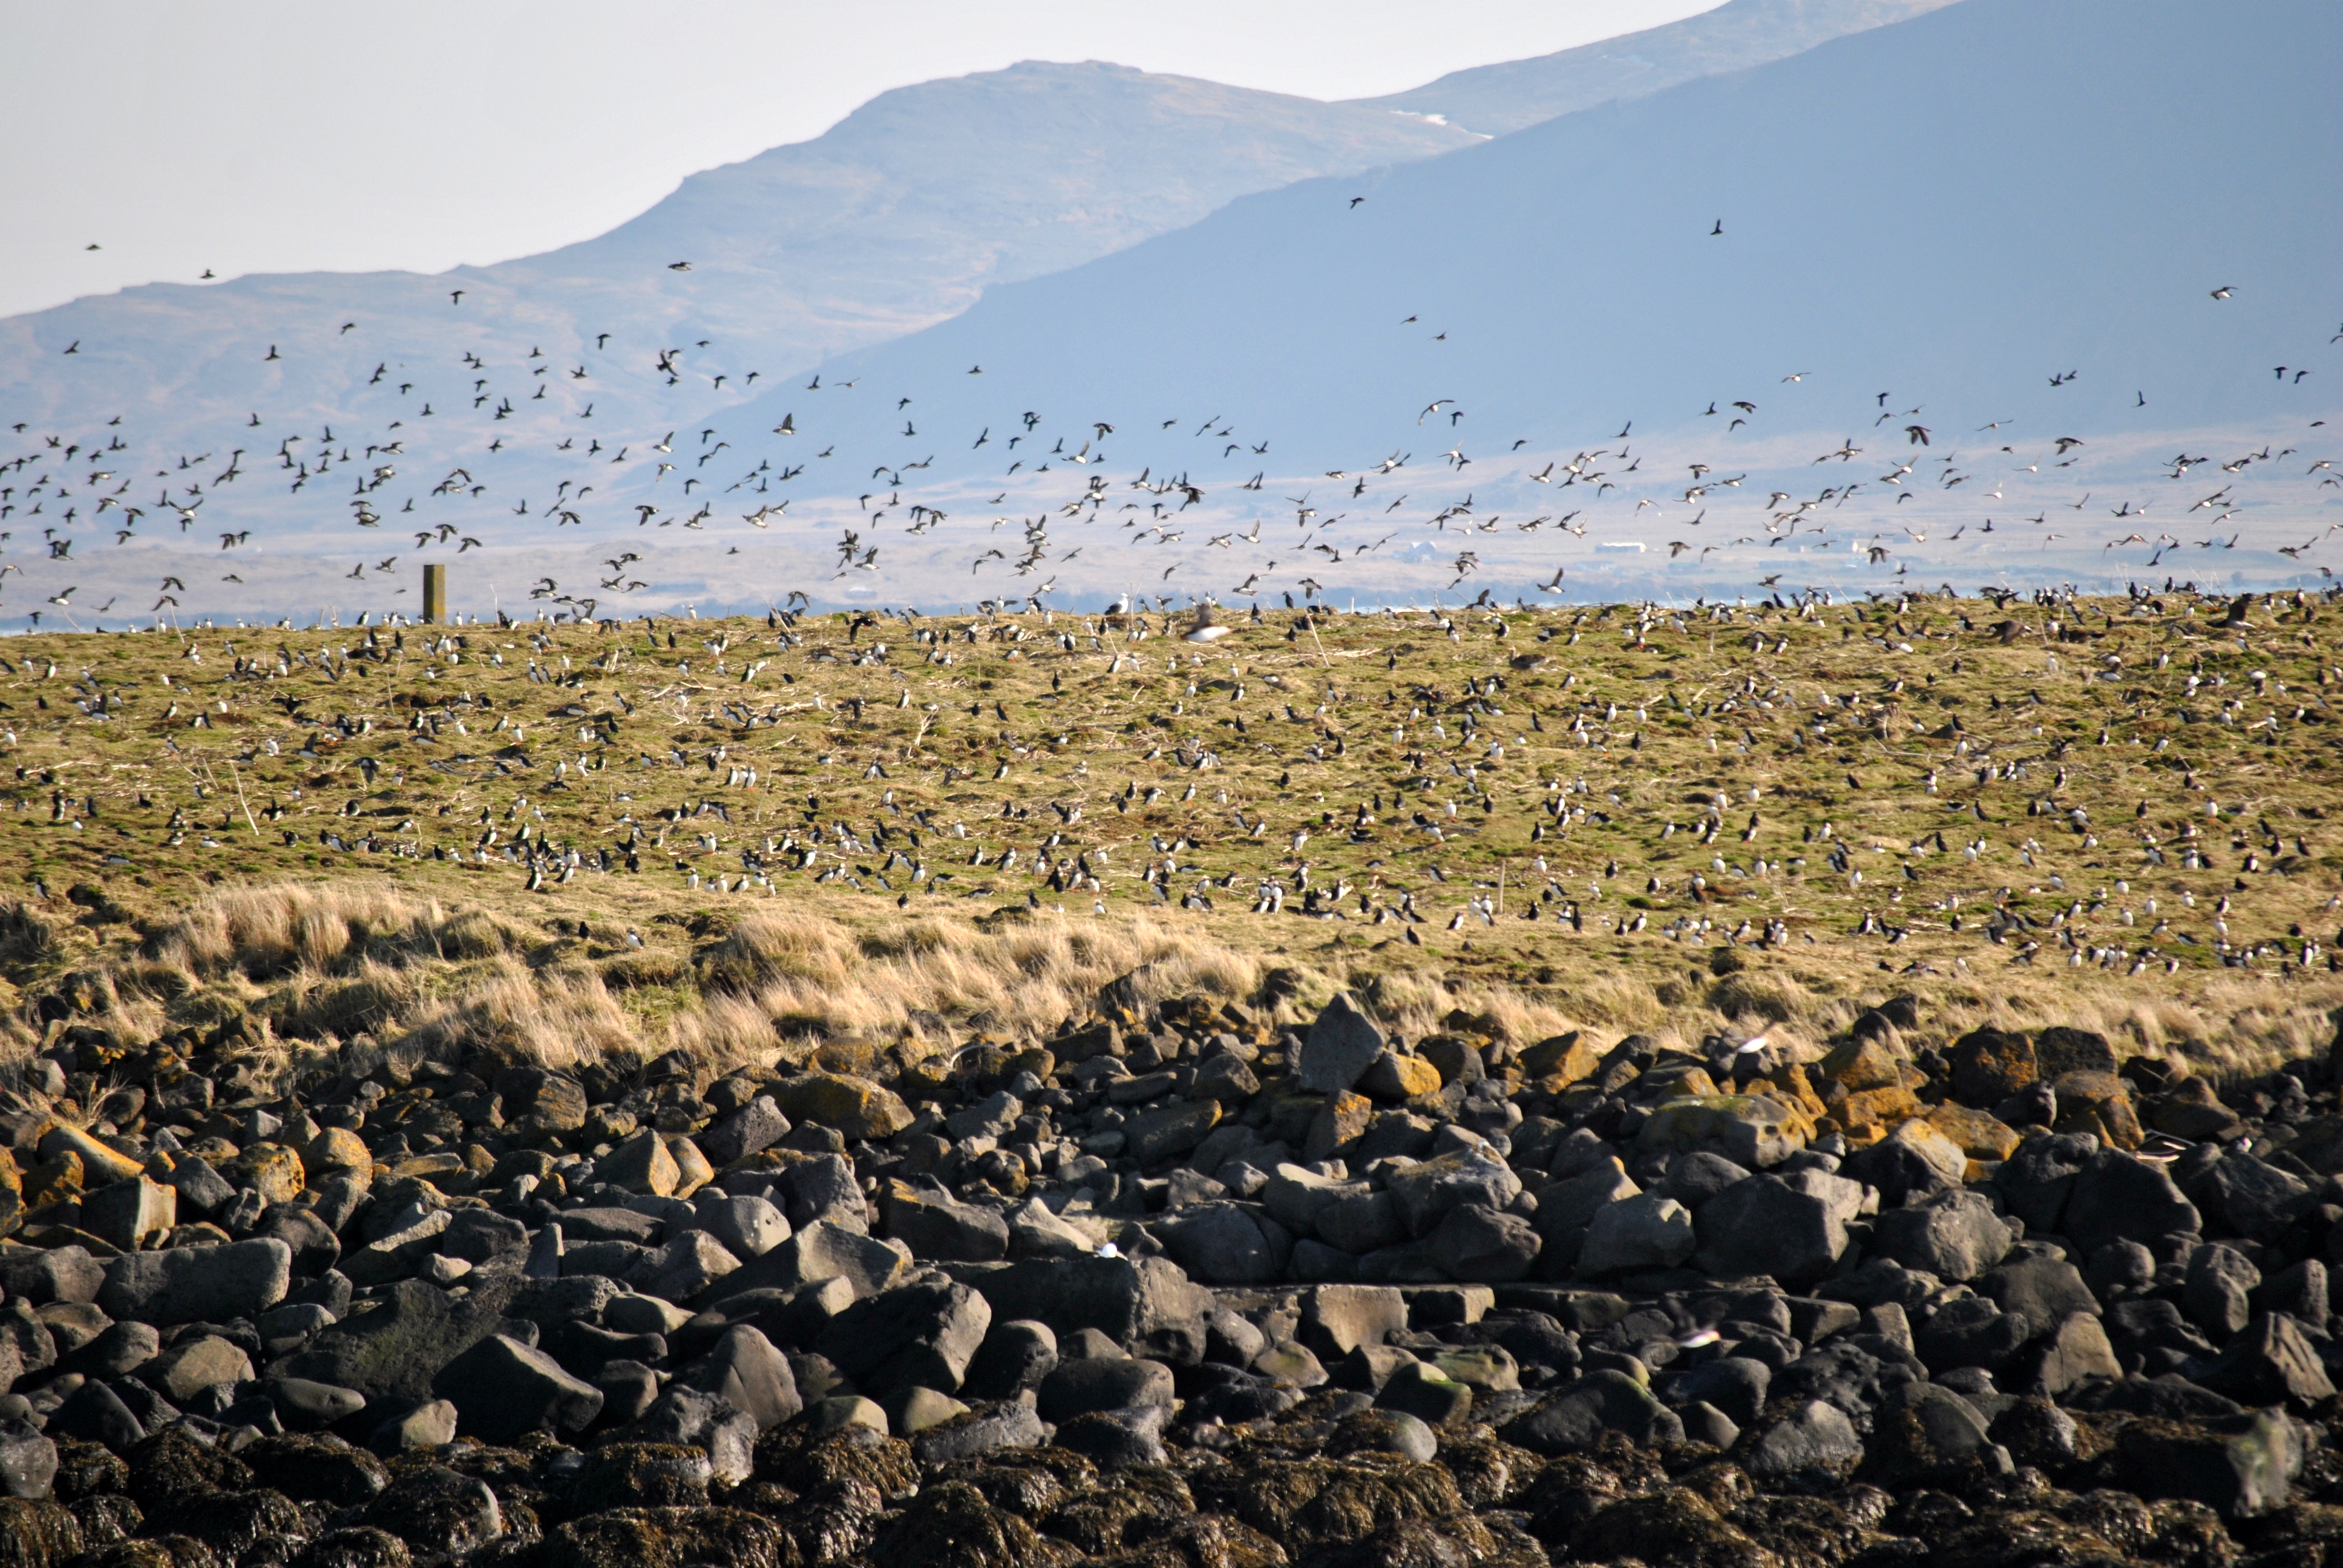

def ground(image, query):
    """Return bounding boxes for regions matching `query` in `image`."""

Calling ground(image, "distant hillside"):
[1352,0,1961,135]
[0,62,1475,465]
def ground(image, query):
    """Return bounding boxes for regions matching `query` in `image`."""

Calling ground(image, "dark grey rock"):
[699,1097,789,1165]
[1530,1161,1639,1276]
[1914,1296,2033,1377]
[1989,1131,2099,1234]
[1427,1203,1541,1282]
[1978,1253,2100,1331]
[1745,1398,1864,1489]
[2186,1243,2263,1338]
[1317,1189,1407,1255]
[1387,1146,1522,1237]
[1156,1203,1282,1285]
[909,1399,1050,1465]
[1662,1152,1751,1207]
[47,1380,144,1451]
[1868,1189,2013,1282]
[955,1254,1209,1345]
[680,1325,799,1429]
[99,1238,290,1326]
[1577,1191,1695,1278]
[2183,1151,2315,1244]
[441,1209,529,1266]
[433,1333,603,1444]
[269,1274,523,1401]
[1035,1356,1175,1422]
[1864,1382,1993,1488]
[1299,992,1386,1094]
[814,1278,992,1398]
[1052,1406,1168,1468]
[1693,1171,1860,1287]
[1670,1356,1771,1426]
[1498,1369,1682,1454]
[961,1319,1057,1400]
[2064,1149,2201,1256]
[2193,1312,2335,1407]
[886,1188,1011,1263]
[0,1248,103,1307]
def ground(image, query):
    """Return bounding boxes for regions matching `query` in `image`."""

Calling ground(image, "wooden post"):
[422,563,447,624]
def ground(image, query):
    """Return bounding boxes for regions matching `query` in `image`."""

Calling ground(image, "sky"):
[0,1,1717,322]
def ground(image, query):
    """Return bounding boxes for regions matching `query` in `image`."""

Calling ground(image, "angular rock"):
[815,1278,993,1399]
[340,1209,453,1288]
[1841,1118,1966,1207]
[1693,1169,1861,1287]
[2186,1243,2263,1338]
[2111,1410,2298,1518]
[681,1324,800,1428]
[1317,1189,1407,1255]
[148,1333,255,1402]
[1636,1093,1806,1169]
[79,1178,176,1253]
[1868,1189,2014,1282]
[2065,1148,2201,1256]
[698,1220,909,1307]
[699,1097,789,1166]
[1864,1382,1993,1488]
[1499,1369,1682,1454]
[495,1068,589,1135]
[1426,1204,1541,1283]
[1671,1356,1771,1427]
[0,1249,103,1307]
[1036,1356,1175,1422]
[1948,1028,2037,1106]
[1979,1253,2101,1330]
[1387,1146,1522,1238]
[431,1333,603,1443]
[1576,1191,1695,1279]
[1745,1398,1864,1489]
[886,1187,1010,1263]
[2186,1150,2315,1244]
[687,1194,789,1259]
[911,1400,1051,1466]
[1991,1131,2099,1235]
[1299,992,1388,1094]
[269,1274,522,1401]
[2194,1312,2335,1408]
[1157,1202,1282,1285]
[635,1230,742,1302]
[772,1072,913,1142]
[957,1254,1208,1345]
[99,1237,290,1326]
[1531,1159,1640,1277]
[1126,1097,1221,1164]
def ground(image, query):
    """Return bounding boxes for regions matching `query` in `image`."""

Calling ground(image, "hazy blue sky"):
[0,1,1714,320]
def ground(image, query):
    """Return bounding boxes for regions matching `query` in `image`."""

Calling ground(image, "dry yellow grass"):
[7,875,2338,1091]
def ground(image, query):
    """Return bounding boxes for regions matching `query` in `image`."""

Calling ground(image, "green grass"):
[5,589,2341,1077]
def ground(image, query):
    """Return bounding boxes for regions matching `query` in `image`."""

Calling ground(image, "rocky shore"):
[1,984,2341,1567]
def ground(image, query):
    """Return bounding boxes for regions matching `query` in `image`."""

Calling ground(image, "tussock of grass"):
[8,877,2342,1087]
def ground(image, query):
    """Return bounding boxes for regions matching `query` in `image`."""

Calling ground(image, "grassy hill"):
[4,588,2340,1088]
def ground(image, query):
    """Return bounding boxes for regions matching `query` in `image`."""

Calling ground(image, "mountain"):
[635,0,2339,609]
[0,62,1475,466]
[1350,0,1962,136]
[7,0,2339,622]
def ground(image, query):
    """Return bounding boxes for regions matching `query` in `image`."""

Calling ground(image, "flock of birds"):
[5,213,2340,630]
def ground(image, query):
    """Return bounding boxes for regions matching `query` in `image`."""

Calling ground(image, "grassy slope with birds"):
[3,590,2340,1096]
